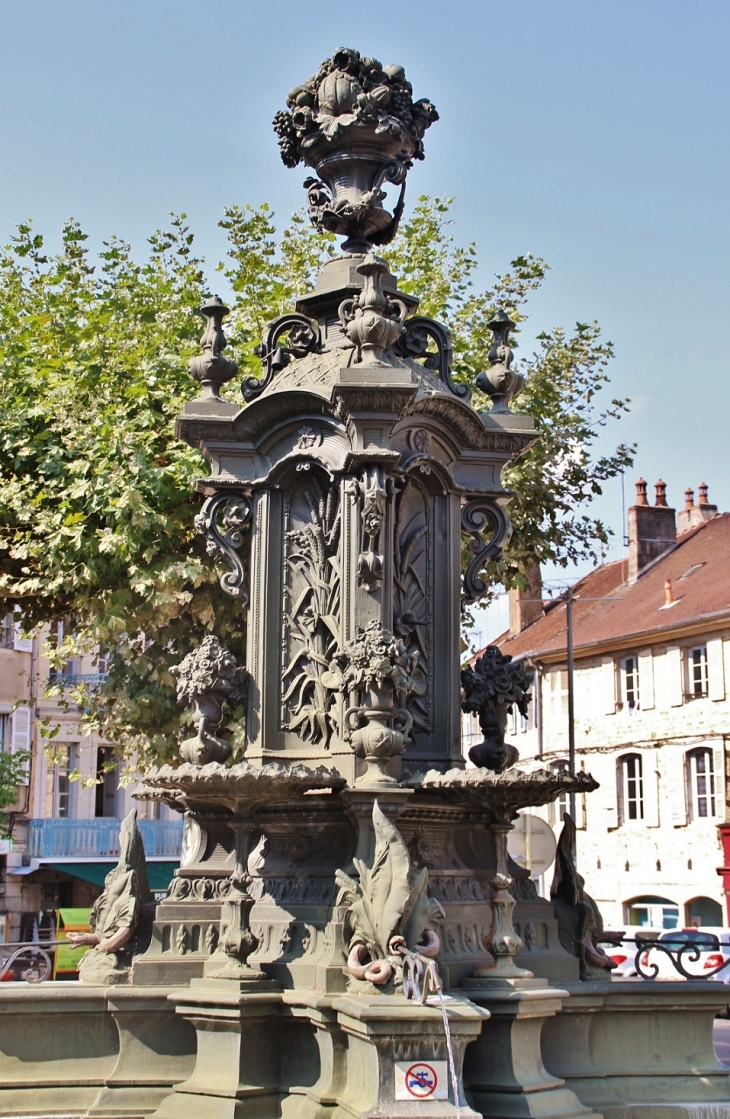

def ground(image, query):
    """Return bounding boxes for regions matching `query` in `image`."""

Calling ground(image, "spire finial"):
[475,311,525,413]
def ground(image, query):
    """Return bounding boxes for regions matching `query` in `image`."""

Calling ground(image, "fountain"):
[0,44,728,1119]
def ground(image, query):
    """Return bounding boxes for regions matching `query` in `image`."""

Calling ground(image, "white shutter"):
[11,706,30,751]
[638,650,654,710]
[669,751,688,827]
[708,639,726,702]
[665,647,684,707]
[714,745,726,818]
[12,623,32,653]
[603,757,619,829]
[602,658,617,714]
[10,706,31,784]
[642,751,659,827]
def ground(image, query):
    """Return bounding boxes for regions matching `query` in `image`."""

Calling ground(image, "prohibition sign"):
[405,1062,438,1099]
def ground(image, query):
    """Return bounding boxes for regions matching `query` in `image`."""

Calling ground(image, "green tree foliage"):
[0,198,633,766]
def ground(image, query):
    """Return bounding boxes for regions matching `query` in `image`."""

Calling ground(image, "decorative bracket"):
[242,314,321,402]
[195,492,253,604]
[394,316,470,401]
[460,499,512,611]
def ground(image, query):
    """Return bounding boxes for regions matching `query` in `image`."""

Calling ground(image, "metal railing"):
[26,818,183,859]
[48,672,108,688]
[604,933,730,981]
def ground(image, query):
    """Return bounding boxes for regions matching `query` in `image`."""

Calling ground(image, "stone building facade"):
[465,480,730,932]
[0,622,180,942]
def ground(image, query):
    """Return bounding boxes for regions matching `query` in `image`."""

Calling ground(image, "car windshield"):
[658,930,720,950]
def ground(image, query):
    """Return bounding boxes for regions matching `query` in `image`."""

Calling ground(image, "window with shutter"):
[12,622,32,653]
[707,638,725,702]
[618,753,644,823]
[665,647,684,707]
[638,650,655,710]
[602,657,617,715]
[0,616,14,650]
[688,747,719,820]
[669,753,689,827]
[10,706,31,784]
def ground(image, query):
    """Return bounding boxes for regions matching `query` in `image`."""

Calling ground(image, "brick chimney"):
[677,482,719,533]
[508,564,543,635]
[628,478,676,582]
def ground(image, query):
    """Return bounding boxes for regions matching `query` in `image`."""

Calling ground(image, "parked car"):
[606,928,663,978]
[635,928,730,981]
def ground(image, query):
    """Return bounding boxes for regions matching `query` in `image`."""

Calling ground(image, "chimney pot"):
[628,476,677,581]
[635,478,649,506]
[699,482,709,506]
[684,488,695,510]
[664,578,674,607]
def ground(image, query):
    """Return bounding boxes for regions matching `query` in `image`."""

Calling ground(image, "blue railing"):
[26,818,183,860]
[48,673,108,688]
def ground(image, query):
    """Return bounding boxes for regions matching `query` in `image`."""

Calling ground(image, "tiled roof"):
[495,513,730,661]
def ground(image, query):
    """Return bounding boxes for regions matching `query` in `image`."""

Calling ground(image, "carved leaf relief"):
[281,475,341,747]
[394,478,430,734]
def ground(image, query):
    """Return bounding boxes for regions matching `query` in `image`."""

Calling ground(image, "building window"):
[688,748,716,819]
[45,746,74,818]
[619,753,644,822]
[0,715,8,752]
[686,646,708,699]
[625,895,679,930]
[620,656,640,711]
[549,760,569,827]
[95,748,118,818]
[550,669,569,721]
[1,616,13,650]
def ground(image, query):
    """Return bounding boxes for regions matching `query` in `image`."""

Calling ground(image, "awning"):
[47,861,179,891]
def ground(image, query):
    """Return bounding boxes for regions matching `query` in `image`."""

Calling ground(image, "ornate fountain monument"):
[124,46,603,1119]
[1,45,727,1119]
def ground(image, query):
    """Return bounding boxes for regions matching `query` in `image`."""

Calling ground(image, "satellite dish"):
[508,813,557,877]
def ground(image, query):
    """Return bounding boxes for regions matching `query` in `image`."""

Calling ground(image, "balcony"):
[26,818,184,860]
[48,672,108,688]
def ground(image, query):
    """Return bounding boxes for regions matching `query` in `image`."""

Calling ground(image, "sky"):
[1,0,727,637]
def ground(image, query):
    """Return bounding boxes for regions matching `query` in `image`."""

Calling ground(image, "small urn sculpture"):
[475,310,525,413]
[171,635,247,765]
[323,620,417,786]
[460,645,533,771]
[188,295,238,400]
[273,47,438,252]
[338,253,407,363]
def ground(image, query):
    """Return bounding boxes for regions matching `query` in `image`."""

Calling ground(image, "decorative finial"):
[475,310,525,413]
[273,48,438,253]
[338,253,407,363]
[188,296,238,400]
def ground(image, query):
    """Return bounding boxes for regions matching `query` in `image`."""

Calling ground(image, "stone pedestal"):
[88,987,196,1118]
[541,979,730,1119]
[462,978,599,1119]
[151,977,282,1119]
[332,993,488,1119]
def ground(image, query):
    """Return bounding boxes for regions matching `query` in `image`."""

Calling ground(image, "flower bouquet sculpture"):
[323,620,418,786]
[461,645,534,772]
[273,47,438,252]
[172,635,247,766]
